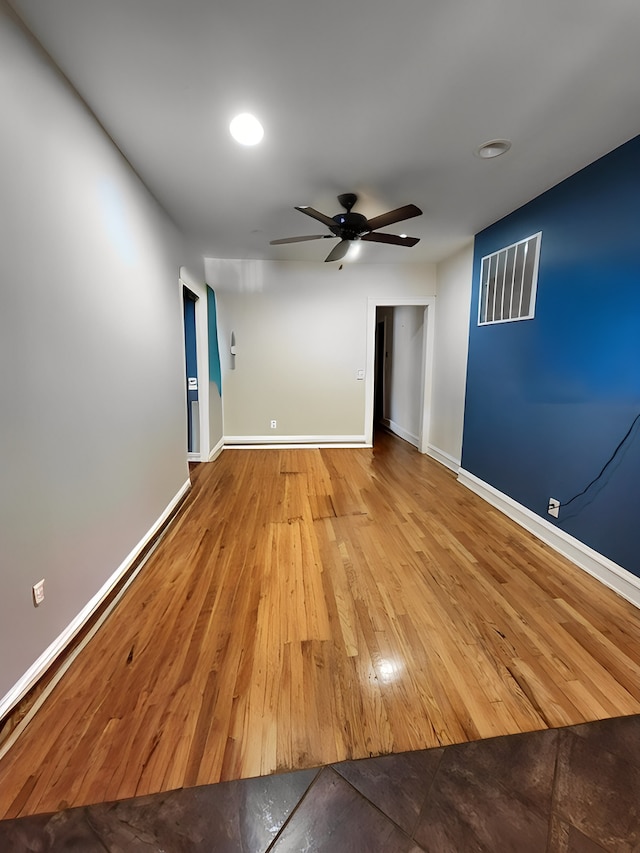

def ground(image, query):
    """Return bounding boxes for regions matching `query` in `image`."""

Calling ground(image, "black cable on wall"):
[558,412,640,510]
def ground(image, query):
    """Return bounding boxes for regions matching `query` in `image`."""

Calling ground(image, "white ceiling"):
[9,0,640,264]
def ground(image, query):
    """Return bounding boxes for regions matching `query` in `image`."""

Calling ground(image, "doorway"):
[374,315,388,426]
[365,297,435,453]
[182,286,199,455]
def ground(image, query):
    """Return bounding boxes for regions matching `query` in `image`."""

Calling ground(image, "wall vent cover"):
[478,232,541,325]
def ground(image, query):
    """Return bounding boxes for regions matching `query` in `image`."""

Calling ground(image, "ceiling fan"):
[270,193,422,262]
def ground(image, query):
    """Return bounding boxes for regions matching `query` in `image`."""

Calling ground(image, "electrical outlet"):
[547,498,560,518]
[270,420,277,429]
[32,578,45,606]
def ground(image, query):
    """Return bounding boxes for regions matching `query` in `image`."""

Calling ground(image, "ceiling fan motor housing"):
[331,211,370,239]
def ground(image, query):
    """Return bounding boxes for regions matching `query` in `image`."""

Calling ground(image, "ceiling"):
[9,0,640,264]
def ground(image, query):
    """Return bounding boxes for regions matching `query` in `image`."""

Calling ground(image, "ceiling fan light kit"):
[271,193,422,262]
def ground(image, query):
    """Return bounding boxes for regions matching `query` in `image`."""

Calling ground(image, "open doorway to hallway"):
[366,297,435,452]
[374,305,425,446]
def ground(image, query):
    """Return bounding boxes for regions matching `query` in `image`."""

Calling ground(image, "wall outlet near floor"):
[32,578,45,606]
[270,420,277,429]
[547,498,560,518]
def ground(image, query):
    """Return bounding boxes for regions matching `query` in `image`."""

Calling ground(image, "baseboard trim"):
[457,468,640,609]
[385,420,419,448]
[224,434,368,449]
[0,478,192,725]
[427,444,460,473]
[208,437,224,461]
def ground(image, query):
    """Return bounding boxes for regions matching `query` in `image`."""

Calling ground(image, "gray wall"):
[0,3,194,704]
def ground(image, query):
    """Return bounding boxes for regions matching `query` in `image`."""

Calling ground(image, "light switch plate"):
[33,578,45,606]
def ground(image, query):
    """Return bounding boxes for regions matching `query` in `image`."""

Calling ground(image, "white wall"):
[205,258,436,441]
[430,242,474,469]
[0,4,194,707]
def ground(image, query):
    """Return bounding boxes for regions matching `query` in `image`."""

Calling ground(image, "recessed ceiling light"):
[475,139,511,159]
[229,113,264,146]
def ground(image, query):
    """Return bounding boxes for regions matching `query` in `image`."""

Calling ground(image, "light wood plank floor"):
[2,431,640,818]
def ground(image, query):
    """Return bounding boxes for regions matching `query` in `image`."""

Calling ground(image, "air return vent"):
[478,232,541,325]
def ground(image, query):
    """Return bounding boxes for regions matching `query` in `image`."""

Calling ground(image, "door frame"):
[179,273,210,462]
[365,296,435,453]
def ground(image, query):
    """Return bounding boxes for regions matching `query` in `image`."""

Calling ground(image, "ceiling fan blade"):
[295,205,337,229]
[366,204,422,231]
[324,240,351,263]
[361,232,420,247]
[270,235,328,245]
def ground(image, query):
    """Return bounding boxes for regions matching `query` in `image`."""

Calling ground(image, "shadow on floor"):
[1,714,639,852]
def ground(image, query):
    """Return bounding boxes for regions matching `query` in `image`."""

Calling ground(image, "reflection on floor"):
[1,714,638,852]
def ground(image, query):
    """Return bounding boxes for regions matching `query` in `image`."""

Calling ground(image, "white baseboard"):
[385,420,419,448]
[427,444,460,473]
[208,437,224,461]
[457,468,640,609]
[224,434,368,449]
[0,479,191,723]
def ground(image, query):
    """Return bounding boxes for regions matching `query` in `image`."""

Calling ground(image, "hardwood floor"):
[2,431,640,819]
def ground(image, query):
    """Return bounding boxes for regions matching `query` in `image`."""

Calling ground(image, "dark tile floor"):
[1,714,639,852]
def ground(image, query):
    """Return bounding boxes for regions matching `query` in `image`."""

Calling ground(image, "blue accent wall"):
[183,291,198,392]
[183,289,198,453]
[462,134,640,576]
[207,285,222,396]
